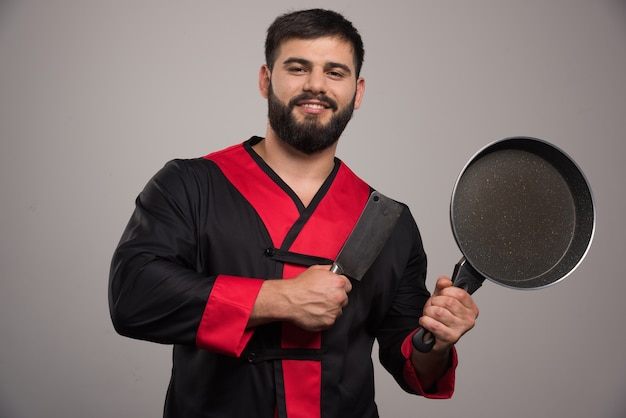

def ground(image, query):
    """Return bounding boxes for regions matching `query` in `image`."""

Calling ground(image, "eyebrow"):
[282,57,353,76]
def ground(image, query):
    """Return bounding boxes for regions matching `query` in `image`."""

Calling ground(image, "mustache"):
[288,93,338,111]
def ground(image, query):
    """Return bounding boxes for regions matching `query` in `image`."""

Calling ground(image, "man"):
[109,8,478,418]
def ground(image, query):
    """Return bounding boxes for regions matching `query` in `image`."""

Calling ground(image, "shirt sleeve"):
[400,330,458,399]
[110,160,213,344]
[196,275,264,356]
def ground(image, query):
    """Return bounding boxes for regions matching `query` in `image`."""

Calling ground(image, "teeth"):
[302,103,325,109]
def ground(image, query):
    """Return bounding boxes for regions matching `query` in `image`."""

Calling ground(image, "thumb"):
[433,276,453,296]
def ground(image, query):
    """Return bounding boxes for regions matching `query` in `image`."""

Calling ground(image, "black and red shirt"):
[109,137,457,418]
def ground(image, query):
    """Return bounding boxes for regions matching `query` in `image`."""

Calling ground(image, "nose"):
[303,67,327,95]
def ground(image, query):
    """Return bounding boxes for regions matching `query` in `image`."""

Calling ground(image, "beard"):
[267,84,356,155]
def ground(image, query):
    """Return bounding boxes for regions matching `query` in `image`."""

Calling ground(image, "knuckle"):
[432,305,449,318]
[440,297,456,310]
[468,314,477,328]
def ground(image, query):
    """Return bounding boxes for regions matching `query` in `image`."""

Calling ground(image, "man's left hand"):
[418,276,479,352]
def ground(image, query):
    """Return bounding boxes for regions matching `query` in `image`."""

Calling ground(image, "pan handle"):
[412,258,484,353]
[450,257,485,295]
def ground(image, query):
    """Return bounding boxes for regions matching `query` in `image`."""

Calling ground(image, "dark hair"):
[265,9,365,77]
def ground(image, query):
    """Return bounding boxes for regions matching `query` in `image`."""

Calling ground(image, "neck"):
[253,128,337,206]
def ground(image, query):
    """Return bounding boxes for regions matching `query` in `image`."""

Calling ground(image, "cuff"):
[195,275,264,357]
[400,329,458,399]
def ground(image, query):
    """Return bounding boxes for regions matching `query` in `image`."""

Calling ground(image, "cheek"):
[332,83,358,104]
[339,90,358,110]
[270,77,299,99]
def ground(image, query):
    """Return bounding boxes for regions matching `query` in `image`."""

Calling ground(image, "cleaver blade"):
[330,191,403,281]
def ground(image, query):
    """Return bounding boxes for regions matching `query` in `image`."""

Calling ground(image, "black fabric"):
[109,139,430,417]
[264,247,334,267]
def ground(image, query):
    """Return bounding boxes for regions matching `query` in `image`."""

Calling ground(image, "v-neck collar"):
[243,137,341,214]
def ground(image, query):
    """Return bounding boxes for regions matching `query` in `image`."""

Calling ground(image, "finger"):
[433,276,453,296]
[427,298,478,337]
[429,293,478,325]
[418,315,457,347]
[422,301,459,326]
[341,277,351,307]
[342,276,353,293]
[428,294,461,313]
[314,264,333,271]
[420,305,476,346]
[438,285,478,312]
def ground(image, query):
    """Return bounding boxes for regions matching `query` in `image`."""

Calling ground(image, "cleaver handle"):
[330,264,342,275]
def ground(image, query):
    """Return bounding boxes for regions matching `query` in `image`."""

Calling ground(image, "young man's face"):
[259,36,365,154]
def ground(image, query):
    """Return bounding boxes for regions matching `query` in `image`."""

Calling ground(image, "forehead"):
[275,36,356,69]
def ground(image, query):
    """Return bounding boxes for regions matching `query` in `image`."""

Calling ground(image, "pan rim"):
[449,136,596,290]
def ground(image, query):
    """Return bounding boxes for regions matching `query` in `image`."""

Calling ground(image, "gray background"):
[1,1,625,417]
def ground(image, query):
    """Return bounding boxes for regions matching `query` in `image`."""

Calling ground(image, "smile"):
[289,94,338,112]
[301,103,328,110]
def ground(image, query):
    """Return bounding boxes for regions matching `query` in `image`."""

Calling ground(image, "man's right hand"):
[249,265,352,331]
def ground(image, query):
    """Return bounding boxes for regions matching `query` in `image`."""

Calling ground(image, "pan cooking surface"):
[452,148,577,287]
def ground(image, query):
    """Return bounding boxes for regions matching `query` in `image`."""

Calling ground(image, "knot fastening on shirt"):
[244,348,323,364]
[264,247,333,267]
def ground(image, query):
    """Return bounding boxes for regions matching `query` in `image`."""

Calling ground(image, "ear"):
[258,65,271,99]
[353,77,365,110]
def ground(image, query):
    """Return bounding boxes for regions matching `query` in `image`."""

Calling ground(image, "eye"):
[288,66,307,74]
[327,70,345,79]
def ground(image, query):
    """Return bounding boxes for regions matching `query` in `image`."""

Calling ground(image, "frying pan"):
[413,136,595,352]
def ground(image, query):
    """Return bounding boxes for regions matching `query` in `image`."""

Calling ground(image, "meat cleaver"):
[330,191,403,281]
